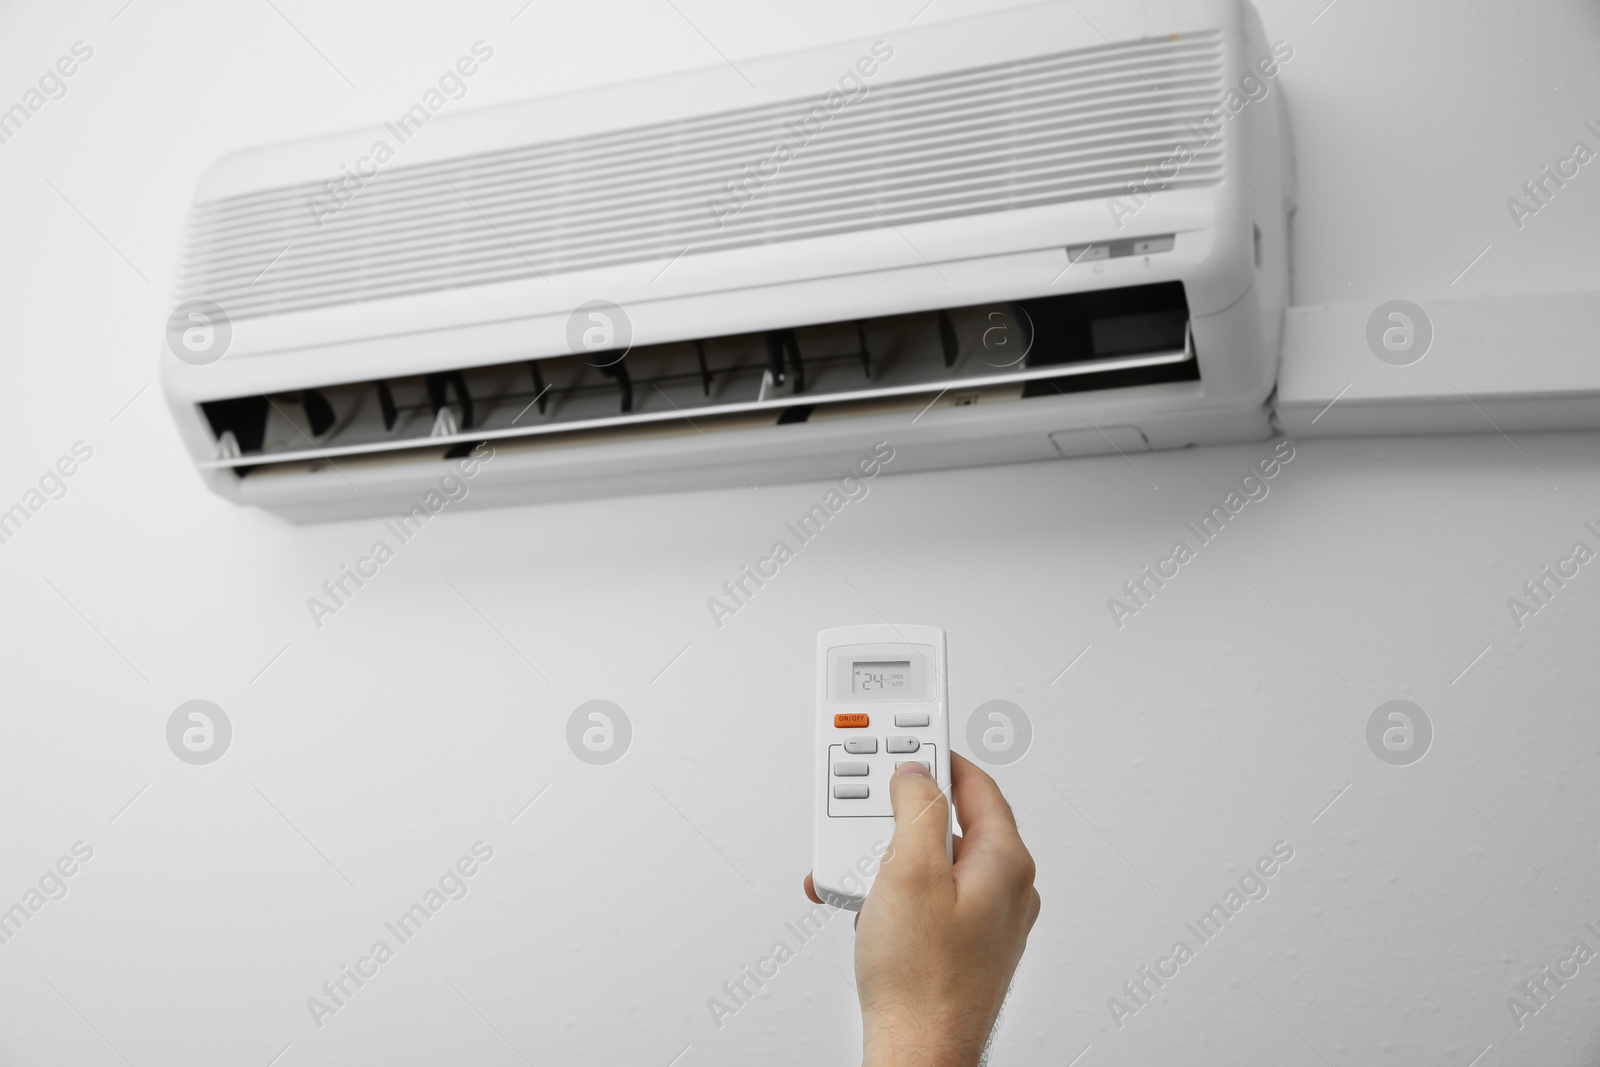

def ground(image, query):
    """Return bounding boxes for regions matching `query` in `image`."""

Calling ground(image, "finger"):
[803,872,822,905]
[949,754,1036,894]
[883,761,952,875]
[950,752,1024,847]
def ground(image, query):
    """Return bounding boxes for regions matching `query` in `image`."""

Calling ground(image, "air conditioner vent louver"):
[177,31,1226,320]
[196,281,1198,475]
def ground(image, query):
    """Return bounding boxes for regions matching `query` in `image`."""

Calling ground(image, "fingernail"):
[894,761,930,778]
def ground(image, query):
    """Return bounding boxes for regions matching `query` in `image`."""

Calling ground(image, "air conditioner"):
[162,0,1292,522]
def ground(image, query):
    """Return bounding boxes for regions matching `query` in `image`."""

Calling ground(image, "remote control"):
[813,623,951,911]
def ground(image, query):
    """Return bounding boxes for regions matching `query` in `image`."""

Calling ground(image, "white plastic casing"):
[162,0,1293,521]
[813,624,951,911]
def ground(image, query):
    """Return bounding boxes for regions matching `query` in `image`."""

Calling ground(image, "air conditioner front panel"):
[177,16,1243,325]
[192,0,1251,203]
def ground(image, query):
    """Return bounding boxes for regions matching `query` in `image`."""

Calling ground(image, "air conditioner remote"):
[813,624,951,911]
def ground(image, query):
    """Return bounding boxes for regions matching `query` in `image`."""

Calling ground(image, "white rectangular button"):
[895,760,931,772]
[894,712,929,727]
[886,736,920,753]
[833,761,869,776]
[833,784,869,799]
[844,737,878,754]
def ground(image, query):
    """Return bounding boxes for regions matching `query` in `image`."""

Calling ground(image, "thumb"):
[882,762,951,879]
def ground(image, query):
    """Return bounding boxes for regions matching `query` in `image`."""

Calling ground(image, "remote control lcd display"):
[852,661,911,694]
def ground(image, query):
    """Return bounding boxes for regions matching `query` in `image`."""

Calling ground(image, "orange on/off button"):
[834,713,870,728]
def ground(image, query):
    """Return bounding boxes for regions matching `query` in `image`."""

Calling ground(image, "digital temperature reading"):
[852,660,910,694]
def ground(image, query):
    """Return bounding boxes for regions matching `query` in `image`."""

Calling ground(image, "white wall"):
[2,1,1599,1065]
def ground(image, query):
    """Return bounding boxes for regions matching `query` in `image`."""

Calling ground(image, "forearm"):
[864,1034,982,1067]
[863,1012,992,1067]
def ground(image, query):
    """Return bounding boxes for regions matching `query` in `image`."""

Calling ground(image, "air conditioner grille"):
[178,31,1227,320]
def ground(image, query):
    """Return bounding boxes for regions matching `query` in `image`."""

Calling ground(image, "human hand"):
[804,753,1041,1067]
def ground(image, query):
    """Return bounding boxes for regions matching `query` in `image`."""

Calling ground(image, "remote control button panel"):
[826,744,938,818]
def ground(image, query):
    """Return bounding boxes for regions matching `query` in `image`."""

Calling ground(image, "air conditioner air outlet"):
[199,280,1196,477]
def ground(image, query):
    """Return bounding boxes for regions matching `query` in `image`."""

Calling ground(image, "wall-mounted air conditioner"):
[162,0,1292,521]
